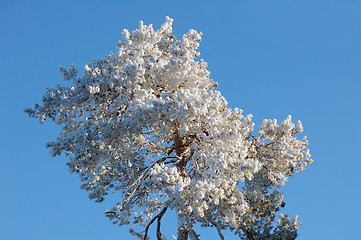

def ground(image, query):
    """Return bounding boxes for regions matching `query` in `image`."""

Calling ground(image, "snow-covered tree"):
[25,17,312,240]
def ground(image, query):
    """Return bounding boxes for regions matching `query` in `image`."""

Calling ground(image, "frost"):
[89,85,100,94]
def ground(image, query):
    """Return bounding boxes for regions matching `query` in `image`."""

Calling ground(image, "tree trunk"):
[175,122,189,240]
[174,122,188,177]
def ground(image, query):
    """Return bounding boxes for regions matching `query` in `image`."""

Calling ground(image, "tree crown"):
[25,17,312,240]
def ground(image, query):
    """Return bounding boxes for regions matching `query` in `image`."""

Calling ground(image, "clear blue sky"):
[1,0,360,239]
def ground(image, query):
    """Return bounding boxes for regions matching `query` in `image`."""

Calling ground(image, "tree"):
[25,17,312,240]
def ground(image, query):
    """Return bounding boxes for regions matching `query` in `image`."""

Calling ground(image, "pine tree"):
[25,17,312,240]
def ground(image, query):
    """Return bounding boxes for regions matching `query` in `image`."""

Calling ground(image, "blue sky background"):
[1,0,361,239]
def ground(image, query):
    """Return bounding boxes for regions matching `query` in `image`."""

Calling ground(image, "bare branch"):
[210,221,225,240]
[215,227,225,240]
[143,206,168,240]
[156,212,163,240]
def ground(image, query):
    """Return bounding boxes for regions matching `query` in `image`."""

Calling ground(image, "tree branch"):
[189,229,200,240]
[105,156,179,217]
[117,156,179,211]
[156,212,163,240]
[210,221,225,240]
[143,206,168,240]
